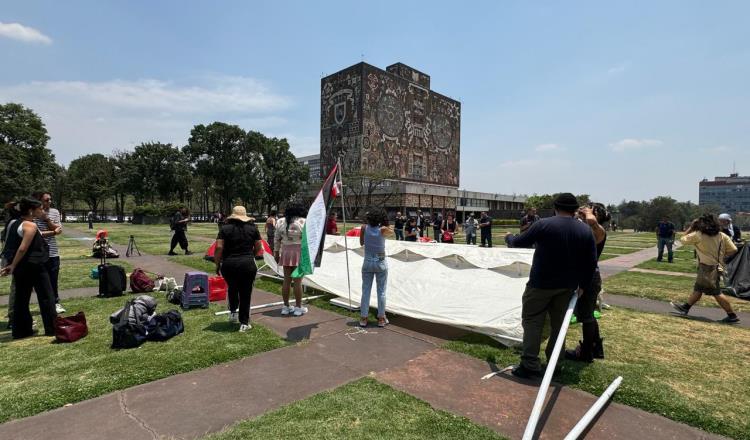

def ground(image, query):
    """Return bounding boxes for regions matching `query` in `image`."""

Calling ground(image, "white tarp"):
[262,236,534,345]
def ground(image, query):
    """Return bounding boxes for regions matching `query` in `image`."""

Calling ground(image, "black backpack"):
[145,310,184,342]
[111,300,147,349]
[98,264,127,297]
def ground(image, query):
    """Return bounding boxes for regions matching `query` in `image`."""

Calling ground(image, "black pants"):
[221,257,257,325]
[170,229,189,251]
[45,256,61,303]
[573,271,602,355]
[433,227,441,242]
[12,261,56,338]
[481,231,492,247]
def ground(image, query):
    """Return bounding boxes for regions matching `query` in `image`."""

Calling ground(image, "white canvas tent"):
[262,236,534,345]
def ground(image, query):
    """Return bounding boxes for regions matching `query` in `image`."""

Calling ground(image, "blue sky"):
[2,1,748,204]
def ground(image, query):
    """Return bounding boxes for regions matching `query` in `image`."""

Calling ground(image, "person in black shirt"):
[655,216,675,263]
[215,206,261,332]
[505,193,597,379]
[432,213,442,243]
[394,212,405,241]
[479,212,493,247]
[566,203,609,363]
[718,213,742,244]
[441,213,457,243]
[416,211,426,238]
[404,217,419,242]
[169,207,192,255]
[520,207,540,233]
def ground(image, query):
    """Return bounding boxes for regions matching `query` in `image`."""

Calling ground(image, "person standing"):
[671,215,739,323]
[168,207,192,255]
[479,212,493,247]
[359,209,391,328]
[441,213,457,244]
[325,212,339,235]
[432,213,442,243]
[274,203,308,316]
[215,206,262,332]
[404,217,419,242]
[656,216,675,263]
[416,210,426,238]
[520,207,540,233]
[87,211,94,230]
[394,212,405,241]
[504,193,597,378]
[33,192,65,314]
[265,210,277,252]
[0,198,60,339]
[463,213,478,245]
[718,213,742,244]
[566,204,609,363]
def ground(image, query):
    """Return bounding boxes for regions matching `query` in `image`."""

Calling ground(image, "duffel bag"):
[54,312,88,343]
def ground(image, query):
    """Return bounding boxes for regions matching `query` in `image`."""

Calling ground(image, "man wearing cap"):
[719,213,742,244]
[504,193,598,379]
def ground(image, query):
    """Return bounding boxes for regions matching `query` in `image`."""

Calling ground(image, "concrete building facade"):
[699,173,750,215]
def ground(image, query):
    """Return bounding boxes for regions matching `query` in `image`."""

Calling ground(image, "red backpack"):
[130,268,155,293]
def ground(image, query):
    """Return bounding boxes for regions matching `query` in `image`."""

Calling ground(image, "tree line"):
[1,103,310,220]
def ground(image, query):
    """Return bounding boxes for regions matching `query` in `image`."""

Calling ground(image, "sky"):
[1,1,749,204]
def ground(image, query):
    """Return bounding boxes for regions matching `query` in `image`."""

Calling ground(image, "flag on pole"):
[292,163,341,278]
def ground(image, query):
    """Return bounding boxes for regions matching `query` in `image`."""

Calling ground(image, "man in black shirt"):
[432,213,442,243]
[656,217,676,263]
[479,212,493,247]
[168,208,192,255]
[520,207,540,233]
[505,193,597,379]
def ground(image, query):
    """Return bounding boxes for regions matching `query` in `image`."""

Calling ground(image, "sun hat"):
[227,206,252,222]
[553,193,580,212]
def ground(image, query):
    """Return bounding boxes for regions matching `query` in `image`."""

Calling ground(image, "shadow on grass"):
[203,321,238,333]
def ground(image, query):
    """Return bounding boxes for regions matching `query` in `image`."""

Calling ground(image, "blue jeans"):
[395,229,404,240]
[657,237,673,262]
[360,254,388,318]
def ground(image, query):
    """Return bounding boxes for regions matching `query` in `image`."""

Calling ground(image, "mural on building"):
[321,62,460,187]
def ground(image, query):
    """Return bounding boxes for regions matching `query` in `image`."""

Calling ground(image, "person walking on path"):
[404,217,419,242]
[274,203,308,316]
[520,207,540,233]
[671,214,739,323]
[168,207,192,255]
[479,212,493,247]
[0,198,60,339]
[441,213,457,244]
[265,210,277,252]
[718,213,742,244]
[463,213,478,245]
[359,209,391,328]
[394,212,405,241]
[33,192,65,314]
[504,193,597,379]
[566,203,610,363]
[656,216,676,263]
[215,206,262,333]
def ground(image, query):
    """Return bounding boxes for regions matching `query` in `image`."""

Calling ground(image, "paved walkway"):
[628,267,694,277]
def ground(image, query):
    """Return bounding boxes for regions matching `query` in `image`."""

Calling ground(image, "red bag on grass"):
[55,312,88,343]
[130,268,155,293]
[208,276,227,302]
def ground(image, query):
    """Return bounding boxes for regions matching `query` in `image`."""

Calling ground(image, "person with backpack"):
[168,207,192,256]
[215,206,262,332]
[0,198,60,339]
[671,214,739,323]
[359,209,392,328]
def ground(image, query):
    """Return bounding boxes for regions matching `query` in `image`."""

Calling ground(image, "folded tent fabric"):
[725,244,750,299]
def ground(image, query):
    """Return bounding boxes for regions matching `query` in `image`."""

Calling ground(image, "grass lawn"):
[0,295,287,423]
[203,377,505,440]
[604,271,750,313]
[0,236,133,296]
[65,223,213,256]
[445,307,750,440]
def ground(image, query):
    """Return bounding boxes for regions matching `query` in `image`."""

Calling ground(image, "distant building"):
[296,154,321,182]
[699,173,750,214]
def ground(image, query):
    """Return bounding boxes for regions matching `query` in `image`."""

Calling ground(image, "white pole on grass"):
[522,292,578,440]
[214,295,326,315]
[337,158,354,316]
[563,376,623,440]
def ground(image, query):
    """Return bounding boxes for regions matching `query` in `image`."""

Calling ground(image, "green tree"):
[68,153,113,214]
[256,133,309,213]
[0,103,57,203]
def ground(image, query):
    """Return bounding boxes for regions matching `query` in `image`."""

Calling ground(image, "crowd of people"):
[388,210,495,246]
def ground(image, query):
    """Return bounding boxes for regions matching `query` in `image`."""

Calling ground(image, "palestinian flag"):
[292,163,340,278]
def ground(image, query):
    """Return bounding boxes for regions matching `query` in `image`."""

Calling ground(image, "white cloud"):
[535,143,562,152]
[609,138,663,152]
[607,62,628,75]
[0,76,295,163]
[0,22,52,44]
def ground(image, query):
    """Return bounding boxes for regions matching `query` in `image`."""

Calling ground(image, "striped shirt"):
[34,208,61,258]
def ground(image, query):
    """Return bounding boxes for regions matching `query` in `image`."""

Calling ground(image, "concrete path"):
[628,267,694,277]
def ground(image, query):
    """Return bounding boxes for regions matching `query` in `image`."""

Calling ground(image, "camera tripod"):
[126,235,141,257]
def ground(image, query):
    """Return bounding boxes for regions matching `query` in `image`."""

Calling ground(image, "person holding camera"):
[565,203,609,363]
[671,214,739,323]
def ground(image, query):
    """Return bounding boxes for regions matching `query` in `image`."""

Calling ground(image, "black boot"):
[564,340,594,363]
[592,337,605,359]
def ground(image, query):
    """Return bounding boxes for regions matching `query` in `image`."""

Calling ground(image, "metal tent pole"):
[337,158,354,317]
[522,292,578,440]
[563,376,623,440]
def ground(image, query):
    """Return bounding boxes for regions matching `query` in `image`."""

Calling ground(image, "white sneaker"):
[228,312,238,323]
[239,324,252,332]
[55,303,66,314]
[293,306,308,317]
[281,305,294,315]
